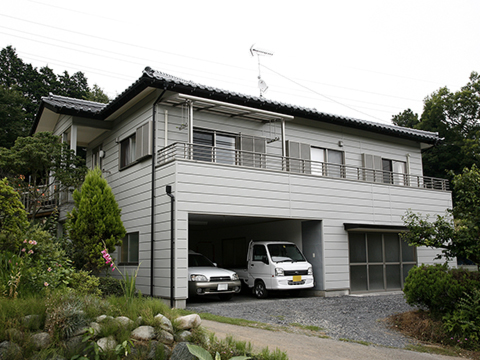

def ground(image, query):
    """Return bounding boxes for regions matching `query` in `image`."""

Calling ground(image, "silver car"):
[188,251,241,301]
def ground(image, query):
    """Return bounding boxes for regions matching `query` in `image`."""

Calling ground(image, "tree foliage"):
[0,46,110,147]
[401,165,480,265]
[392,72,480,180]
[0,178,29,251]
[66,168,126,272]
[0,132,87,219]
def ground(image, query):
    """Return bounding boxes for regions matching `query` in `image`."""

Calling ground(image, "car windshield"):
[267,244,305,263]
[189,253,215,267]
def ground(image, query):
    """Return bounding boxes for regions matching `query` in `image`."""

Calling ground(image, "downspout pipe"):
[150,90,166,297]
[165,185,175,308]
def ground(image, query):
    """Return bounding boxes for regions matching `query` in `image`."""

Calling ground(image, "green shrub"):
[403,264,480,317]
[98,276,124,297]
[69,270,102,296]
[443,288,480,349]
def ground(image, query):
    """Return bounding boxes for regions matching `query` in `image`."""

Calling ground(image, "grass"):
[389,310,480,359]
[0,292,289,360]
[339,338,371,346]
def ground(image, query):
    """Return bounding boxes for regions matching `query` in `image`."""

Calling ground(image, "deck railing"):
[157,142,450,191]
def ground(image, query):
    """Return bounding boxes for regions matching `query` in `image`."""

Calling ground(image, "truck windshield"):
[267,244,305,263]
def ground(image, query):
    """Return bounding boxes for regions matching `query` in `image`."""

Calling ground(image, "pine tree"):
[66,168,126,272]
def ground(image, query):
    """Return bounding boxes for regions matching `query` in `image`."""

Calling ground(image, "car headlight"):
[308,267,313,275]
[275,267,284,276]
[190,274,208,282]
[231,273,239,281]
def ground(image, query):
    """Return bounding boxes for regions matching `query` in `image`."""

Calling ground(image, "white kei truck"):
[233,240,314,298]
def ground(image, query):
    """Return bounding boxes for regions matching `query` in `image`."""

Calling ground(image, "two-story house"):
[32,67,453,308]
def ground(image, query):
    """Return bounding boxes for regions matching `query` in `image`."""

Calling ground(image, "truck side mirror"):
[262,255,269,265]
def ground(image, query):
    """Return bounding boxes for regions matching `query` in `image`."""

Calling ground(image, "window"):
[382,159,406,185]
[120,134,136,169]
[252,245,267,261]
[311,147,344,177]
[92,146,103,169]
[119,121,152,170]
[348,232,416,292]
[192,129,266,167]
[362,154,407,184]
[119,232,139,264]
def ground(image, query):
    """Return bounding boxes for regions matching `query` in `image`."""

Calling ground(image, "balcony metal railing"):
[157,142,450,191]
[20,184,75,215]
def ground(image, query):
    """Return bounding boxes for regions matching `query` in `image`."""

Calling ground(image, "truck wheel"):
[254,280,268,299]
[218,293,233,301]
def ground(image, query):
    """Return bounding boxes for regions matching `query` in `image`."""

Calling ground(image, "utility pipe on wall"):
[165,185,175,308]
[150,90,166,298]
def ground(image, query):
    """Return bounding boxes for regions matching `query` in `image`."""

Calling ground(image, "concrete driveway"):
[202,320,459,360]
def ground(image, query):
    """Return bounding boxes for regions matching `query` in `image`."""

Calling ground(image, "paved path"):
[202,320,459,360]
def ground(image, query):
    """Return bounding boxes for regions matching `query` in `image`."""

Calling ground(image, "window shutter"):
[135,121,152,160]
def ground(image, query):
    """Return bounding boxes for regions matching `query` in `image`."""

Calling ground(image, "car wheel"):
[218,293,233,301]
[254,280,268,299]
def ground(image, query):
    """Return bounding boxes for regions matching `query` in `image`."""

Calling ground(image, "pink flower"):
[28,250,34,254]
[44,282,49,287]
[47,267,52,272]
[23,239,27,243]
[21,248,26,252]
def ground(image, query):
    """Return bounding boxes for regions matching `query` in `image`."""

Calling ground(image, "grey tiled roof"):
[42,93,108,113]
[36,67,440,143]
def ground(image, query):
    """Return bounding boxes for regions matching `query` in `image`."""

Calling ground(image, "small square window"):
[119,232,139,264]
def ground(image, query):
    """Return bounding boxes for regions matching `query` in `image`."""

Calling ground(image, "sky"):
[1,0,480,125]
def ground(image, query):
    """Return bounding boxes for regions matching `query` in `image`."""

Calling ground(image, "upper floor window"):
[120,134,136,169]
[192,129,266,167]
[119,232,139,265]
[311,147,344,177]
[382,159,406,185]
[119,121,152,170]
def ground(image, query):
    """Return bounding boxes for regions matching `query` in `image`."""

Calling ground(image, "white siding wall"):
[174,160,452,292]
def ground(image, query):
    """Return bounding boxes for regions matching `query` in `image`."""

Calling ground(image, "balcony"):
[157,142,450,191]
[20,184,75,217]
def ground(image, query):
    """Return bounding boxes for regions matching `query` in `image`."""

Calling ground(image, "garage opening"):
[188,214,304,268]
[348,231,416,292]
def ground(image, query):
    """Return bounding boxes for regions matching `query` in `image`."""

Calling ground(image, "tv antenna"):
[250,44,273,97]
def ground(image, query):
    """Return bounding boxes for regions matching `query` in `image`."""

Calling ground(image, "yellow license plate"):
[293,275,302,282]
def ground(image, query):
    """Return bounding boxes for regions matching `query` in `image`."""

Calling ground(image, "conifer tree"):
[66,168,126,272]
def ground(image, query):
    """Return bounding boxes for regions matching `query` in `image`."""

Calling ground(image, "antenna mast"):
[250,45,273,97]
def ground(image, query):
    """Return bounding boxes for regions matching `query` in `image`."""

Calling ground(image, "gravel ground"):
[187,292,418,349]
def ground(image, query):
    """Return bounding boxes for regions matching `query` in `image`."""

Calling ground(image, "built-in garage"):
[188,214,307,269]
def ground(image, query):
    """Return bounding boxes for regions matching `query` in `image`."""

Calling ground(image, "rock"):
[115,316,134,327]
[23,314,42,330]
[135,316,143,326]
[65,335,85,353]
[31,332,51,349]
[89,322,102,336]
[0,341,22,359]
[97,336,117,352]
[4,328,23,342]
[157,329,174,345]
[96,315,114,323]
[175,314,201,330]
[131,325,156,341]
[170,342,196,360]
[175,330,192,342]
[154,313,173,332]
